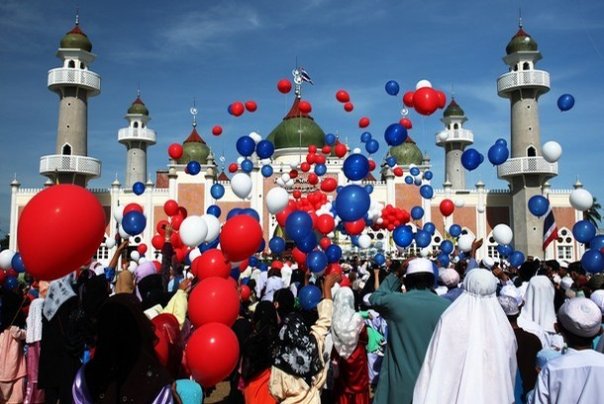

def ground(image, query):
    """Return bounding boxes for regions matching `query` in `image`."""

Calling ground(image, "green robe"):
[369,274,450,404]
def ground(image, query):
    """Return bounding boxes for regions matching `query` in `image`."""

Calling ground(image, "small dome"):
[128,96,149,115]
[177,128,210,164]
[443,99,464,117]
[389,136,423,166]
[60,24,92,52]
[267,97,325,149]
[506,27,538,55]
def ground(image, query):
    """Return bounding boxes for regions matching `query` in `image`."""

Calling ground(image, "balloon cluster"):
[335,89,354,112]
[487,139,510,166]
[402,80,447,116]
[228,100,257,117]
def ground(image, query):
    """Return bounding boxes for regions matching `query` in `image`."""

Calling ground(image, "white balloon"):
[416,79,432,89]
[286,179,295,188]
[290,163,298,170]
[0,249,15,269]
[231,173,253,199]
[202,214,221,242]
[458,234,474,252]
[266,187,289,214]
[113,205,125,222]
[454,198,465,208]
[438,131,449,142]
[420,247,431,257]
[236,156,245,164]
[248,132,262,143]
[542,141,562,163]
[105,238,116,249]
[493,224,513,245]
[276,178,285,187]
[189,248,202,262]
[358,234,371,249]
[130,250,140,261]
[119,224,130,240]
[281,173,290,182]
[127,261,137,272]
[477,205,485,214]
[138,257,147,264]
[569,188,593,211]
[180,215,209,247]
[353,147,362,154]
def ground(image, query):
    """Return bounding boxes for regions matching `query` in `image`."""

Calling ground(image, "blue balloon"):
[3,276,18,290]
[384,123,407,146]
[211,183,225,199]
[199,239,219,252]
[132,181,145,195]
[307,251,328,273]
[410,167,420,176]
[374,253,386,266]
[326,245,342,263]
[299,285,322,311]
[415,230,432,248]
[420,185,434,199]
[269,236,286,254]
[241,158,253,173]
[297,232,318,253]
[350,235,360,246]
[286,211,313,241]
[256,140,275,159]
[325,133,337,146]
[122,211,146,236]
[246,256,258,267]
[437,253,450,268]
[227,208,242,220]
[461,148,483,171]
[365,139,379,154]
[241,208,260,221]
[187,161,201,175]
[528,195,549,217]
[385,80,400,96]
[589,235,604,252]
[423,171,433,180]
[411,206,424,220]
[448,224,462,237]
[364,184,374,194]
[440,240,454,255]
[393,225,414,248]
[414,177,422,186]
[230,267,241,281]
[236,136,256,157]
[557,93,575,112]
[360,132,372,143]
[509,251,526,267]
[386,156,397,167]
[423,222,436,235]
[497,244,513,257]
[487,144,509,166]
[11,253,25,273]
[334,185,371,222]
[314,164,327,176]
[581,249,604,273]
[404,176,414,185]
[495,138,507,147]
[257,238,266,253]
[261,164,273,177]
[258,262,268,272]
[573,220,596,244]
[343,154,370,181]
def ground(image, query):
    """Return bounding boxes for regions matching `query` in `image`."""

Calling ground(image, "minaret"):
[496,22,558,257]
[40,15,101,186]
[435,99,474,189]
[118,94,156,188]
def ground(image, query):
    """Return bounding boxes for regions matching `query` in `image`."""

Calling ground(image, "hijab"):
[241,301,278,381]
[115,271,135,294]
[42,276,76,321]
[519,275,557,333]
[175,379,203,404]
[332,287,364,359]
[138,273,172,310]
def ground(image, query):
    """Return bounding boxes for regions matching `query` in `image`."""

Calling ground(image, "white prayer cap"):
[560,276,574,291]
[558,259,571,269]
[498,295,520,316]
[589,290,604,314]
[481,257,495,270]
[463,268,498,297]
[500,284,523,306]
[405,258,434,277]
[439,268,460,288]
[557,297,602,337]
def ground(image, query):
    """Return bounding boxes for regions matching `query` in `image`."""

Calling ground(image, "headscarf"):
[241,301,279,381]
[273,288,295,322]
[413,269,517,404]
[151,313,182,378]
[115,271,135,294]
[273,313,323,386]
[331,287,364,359]
[42,276,76,321]
[138,274,172,310]
[175,379,203,404]
[519,275,557,333]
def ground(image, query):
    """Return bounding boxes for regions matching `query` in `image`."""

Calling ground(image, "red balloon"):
[6,268,17,279]
[292,248,306,265]
[156,219,169,235]
[168,143,184,160]
[292,190,302,199]
[339,275,351,287]
[321,145,331,155]
[344,219,365,236]
[17,185,106,281]
[240,285,251,302]
[170,214,184,231]
[436,90,447,109]
[192,249,231,279]
[319,237,331,250]
[316,214,335,235]
[228,163,238,173]
[219,215,263,262]
[320,177,337,192]
[153,260,161,272]
[178,207,188,219]
[289,169,299,179]
[413,87,439,116]
[185,323,240,387]
[326,263,342,276]
[164,200,179,217]
[0,271,5,285]
[174,248,187,263]
[245,100,257,112]
[439,199,455,217]
[300,162,311,172]
[403,91,415,107]
[212,125,223,136]
[277,79,292,94]
[230,101,245,117]
[276,206,293,227]
[335,90,350,103]
[137,243,148,255]
[307,173,319,185]
[334,143,347,158]
[171,232,184,249]
[400,118,413,129]
[299,100,312,114]
[123,202,143,215]
[308,145,318,154]
[188,277,239,327]
[358,117,370,128]
[344,102,354,112]
[151,313,181,371]
[314,154,326,165]
[151,235,165,250]
[393,167,404,177]
[368,159,376,171]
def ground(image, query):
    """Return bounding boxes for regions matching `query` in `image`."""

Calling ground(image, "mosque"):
[7,19,584,267]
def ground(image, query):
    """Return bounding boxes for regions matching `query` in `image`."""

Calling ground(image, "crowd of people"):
[1,231,604,404]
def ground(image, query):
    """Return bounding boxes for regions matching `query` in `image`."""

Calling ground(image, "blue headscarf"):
[175,379,203,404]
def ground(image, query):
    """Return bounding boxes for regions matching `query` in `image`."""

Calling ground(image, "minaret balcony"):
[497,70,550,97]
[497,156,557,179]
[40,154,101,178]
[118,127,157,144]
[48,68,101,96]
[435,129,474,146]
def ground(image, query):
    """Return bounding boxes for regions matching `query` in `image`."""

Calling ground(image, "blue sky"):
[1,0,603,236]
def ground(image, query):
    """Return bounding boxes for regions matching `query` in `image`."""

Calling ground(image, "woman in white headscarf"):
[331,287,370,404]
[413,269,517,404]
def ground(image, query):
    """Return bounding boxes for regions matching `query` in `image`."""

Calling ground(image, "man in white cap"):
[438,268,463,302]
[531,297,604,403]
[370,258,450,404]
[589,290,604,352]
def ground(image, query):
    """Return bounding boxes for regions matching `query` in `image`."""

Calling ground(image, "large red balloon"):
[219,215,263,262]
[277,79,292,94]
[316,214,335,235]
[344,219,365,236]
[402,91,415,107]
[192,249,230,279]
[185,323,240,387]
[17,185,106,281]
[137,243,148,255]
[299,100,312,114]
[292,247,306,265]
[230,101,245,117]
[168,143,184,160]
[439,199,455,217]
[276,206,293,228]
[164,200,179,216]
[335,90,350,103]
[413,87,439,116]
[436,90,447,109]
[334,143,347,158]
[188,277,239,327]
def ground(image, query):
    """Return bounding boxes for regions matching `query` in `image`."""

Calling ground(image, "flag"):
[299,67,313,85]
[543,207,558,250]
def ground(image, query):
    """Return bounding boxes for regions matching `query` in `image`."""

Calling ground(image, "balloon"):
[557,93,575,112]
[410,206,424,220]
[436,90,447,108]
[316,214,335,235]
[231,173,252,199]
[219,215,263,262]
[314,164,327,176]
[589,235,604,252]
[240,208,260,222]
[202,214,220,242]
[335,185,370,222]
[393,225,414,248]
[151,235,165,250]
[123,203,144,215]
[509,251,525,267]
[355,234,370,249]
[192,249,230,279]
[344,102,354,112]
[336,90,350,103]
[415,230,432,248]
[236,136,255,157]
[487,144,509,166]
[416,79,432,89]
[4,276,18,290]
[400,117,412,129]
[385,80,400,96]
[245,100,257,112]
[413,87,439,115]
[581,249,604,273]
[423,170,433,180]
[299,285,322,311]
[458,234,474,252]
[240,159,253,173]
[269,237,286,254]
[497,244,513,257]
[168,143,184,160]
[320,178,338,193]
[256,140,275,159]
[359,117,370,128]
[439,199,455,217]
[266,187,289,214]
[228,163,238,173]
[461,148,483,171]
[495,138,507,147]
[261,165,273,177]
[326,244,342,263]
[188,277,239,327]
[132,181,145,195]
[17,185,106,281]
[0,250,15,270]
[365,139,379,154]
[542,141,562,163]
[210,183,225,200]
[164,200,179,216]
[404,175,413,184]
[573,220,596,244]
[492,224,513,245]
[122,211,146,236]
[212,125,223,136]
[423,222,436,235]
[360,131,372,143]
[240,284,252,301]
[402,91,414,107]
[187,161,201,175]
[384,123,407,146]
[296,232,318,253]
[324,133,337,146]
[569,188,593,211]
[136,244,147,255]
[299,100,312,113]
[105,238,116,249]
[10,252,25,273]
[343,154,370,181]
[528,195,549,217]
[307,251,328,273]
[420,185,434,199]
[207,204,221,218]
[448,224,462,238]
[285,211,313,241]
[277,79,292,94]
[344,219,365,236]
[437,253,449,267]
[440,240,454,255]
[410,166,420,176]
[334,143,347,157]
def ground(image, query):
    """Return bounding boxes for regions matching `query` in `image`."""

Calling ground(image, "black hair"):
[404,272,435,291]
[569,261,586,276]
[557,321,597,348]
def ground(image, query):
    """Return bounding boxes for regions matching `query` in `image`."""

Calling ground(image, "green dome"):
[128,96,149,115]
[389,136,423,166]
[60,25,92,52]
[443,99,464,117]
[267,98,325,149]
[177,128,210,164]
[506,27,538,55]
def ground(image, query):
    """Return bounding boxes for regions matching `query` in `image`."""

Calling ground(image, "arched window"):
[80,62,85,69]
[453,123,459,130]
[523,62,530,70]
[486,233,500,259]
[133,122,139,128]
[513,64,518,72]
[527,146,536,157]
[94,235,111,260]
[68,60,75,68]
[556,228,574,260]
[141,123,145,128]
[62,143,72,155]
[431,231,443,255]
